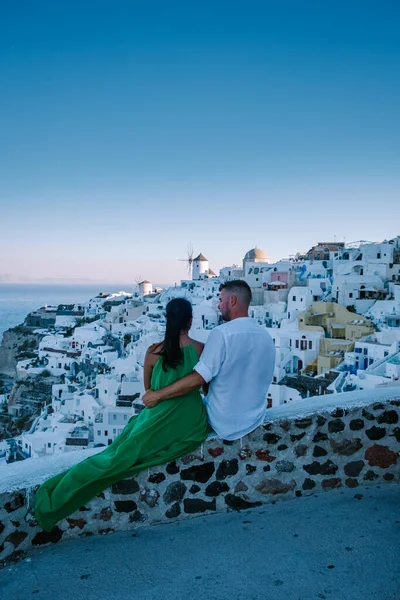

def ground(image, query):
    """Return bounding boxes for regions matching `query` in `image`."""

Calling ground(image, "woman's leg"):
[35,400,209,531]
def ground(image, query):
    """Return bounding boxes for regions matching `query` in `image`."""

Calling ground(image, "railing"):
[365,351,400,375]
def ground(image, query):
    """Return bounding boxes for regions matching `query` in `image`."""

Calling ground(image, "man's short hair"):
[219,280,252,306]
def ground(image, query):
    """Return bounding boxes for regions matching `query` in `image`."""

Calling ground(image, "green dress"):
[34,345,210,532]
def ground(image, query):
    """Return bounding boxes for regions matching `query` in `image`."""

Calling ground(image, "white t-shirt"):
[194,317,275,440]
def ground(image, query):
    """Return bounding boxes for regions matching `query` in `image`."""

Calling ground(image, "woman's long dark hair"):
[158,298,193,371]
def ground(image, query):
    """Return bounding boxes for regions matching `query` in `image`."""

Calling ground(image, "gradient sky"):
[1,1,399,284]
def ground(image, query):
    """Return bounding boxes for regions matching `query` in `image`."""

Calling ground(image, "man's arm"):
[142,371,206,408]
[143,328,225,409]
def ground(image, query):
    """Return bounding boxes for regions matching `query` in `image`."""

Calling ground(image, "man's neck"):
[230,310,249,321]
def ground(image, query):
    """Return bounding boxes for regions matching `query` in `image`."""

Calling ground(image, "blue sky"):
[1,1,399,283]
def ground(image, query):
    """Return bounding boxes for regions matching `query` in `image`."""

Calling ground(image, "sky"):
[0,1,399,284]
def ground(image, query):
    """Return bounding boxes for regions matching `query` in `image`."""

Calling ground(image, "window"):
[254,267,259,275]
[295,340,299,349]
[363,348,368,355]
[124,414,128,420]
[48,443,51,448]
[104,389,107,394]
[355,348,362,353]
[349,293,353,298]
[104,430,108,436]
[113,428,117,435]
[292,296,296,301]
[97,430,101,436]
[308,341,312,349]
[384,351,389,357]
[113,414,117,420]
[377,253,381,259]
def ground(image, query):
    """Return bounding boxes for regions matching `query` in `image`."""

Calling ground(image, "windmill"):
[178,242,194,278]
[134,274,143,295]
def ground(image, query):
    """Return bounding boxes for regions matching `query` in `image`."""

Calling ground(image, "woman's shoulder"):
[189,339,204,357]
[146,342,163,357]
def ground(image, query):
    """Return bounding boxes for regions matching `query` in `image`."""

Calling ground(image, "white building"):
[287,287,314,318]
[219,265,245,280]
[192,301,219,331]
[333,274,386,313]
[344,332,400,373]
[138,281,153,296]
[192,254,209,280]
[93,405,139,447]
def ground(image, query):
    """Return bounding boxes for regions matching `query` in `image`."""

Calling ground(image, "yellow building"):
[299,302,374,375]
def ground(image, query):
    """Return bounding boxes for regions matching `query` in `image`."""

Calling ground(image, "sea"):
[0,283,138,343]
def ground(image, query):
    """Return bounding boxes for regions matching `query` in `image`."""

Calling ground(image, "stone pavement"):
[1,483,399,600]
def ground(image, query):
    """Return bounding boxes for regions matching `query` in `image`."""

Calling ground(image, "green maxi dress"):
[34,345,210,532]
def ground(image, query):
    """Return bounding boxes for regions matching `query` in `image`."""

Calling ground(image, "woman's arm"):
[143,371,206,407]
[143,344,160,391]
[191,340,209,396]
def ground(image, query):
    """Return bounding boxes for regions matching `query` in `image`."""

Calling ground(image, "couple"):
[35,280,275,532]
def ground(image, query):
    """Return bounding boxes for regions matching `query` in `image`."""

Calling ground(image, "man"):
[142,280,275,440]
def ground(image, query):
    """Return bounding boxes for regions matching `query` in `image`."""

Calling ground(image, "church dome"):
[244,247,267,261]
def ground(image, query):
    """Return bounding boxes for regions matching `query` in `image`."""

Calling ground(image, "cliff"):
[0,326,43,377]
[0,375,58,442]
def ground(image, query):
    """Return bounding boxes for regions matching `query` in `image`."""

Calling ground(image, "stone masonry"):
[0,398,399,567]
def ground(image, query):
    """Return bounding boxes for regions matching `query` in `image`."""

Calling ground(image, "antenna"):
[178,242,194,277]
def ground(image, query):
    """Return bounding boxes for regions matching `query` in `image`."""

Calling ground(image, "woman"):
[35,298,210,532]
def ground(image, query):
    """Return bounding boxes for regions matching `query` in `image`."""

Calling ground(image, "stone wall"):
[0,392,399,567]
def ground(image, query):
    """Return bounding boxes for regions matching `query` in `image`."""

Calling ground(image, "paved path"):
[1,484,399,600]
